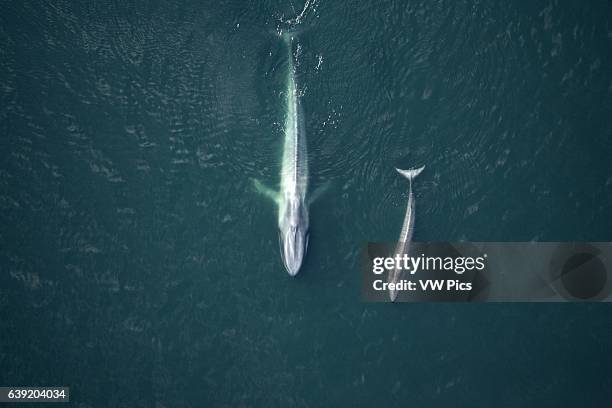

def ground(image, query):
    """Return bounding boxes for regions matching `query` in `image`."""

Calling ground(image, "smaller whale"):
[388,166,425,302]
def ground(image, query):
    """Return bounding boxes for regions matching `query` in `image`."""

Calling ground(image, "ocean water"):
[1,1,611,406]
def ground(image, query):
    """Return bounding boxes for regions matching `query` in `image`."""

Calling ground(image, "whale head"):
[279,197,309,276]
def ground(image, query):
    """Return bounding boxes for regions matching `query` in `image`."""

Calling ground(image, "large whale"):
[254,33,309,276]
[388,166,425,301]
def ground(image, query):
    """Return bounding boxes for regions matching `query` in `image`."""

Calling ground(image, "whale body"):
[254,33,309,276]
[388,166,425,301]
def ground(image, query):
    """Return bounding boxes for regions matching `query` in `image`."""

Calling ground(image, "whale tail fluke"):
[396,166,425,181]
[281,28,300,45]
